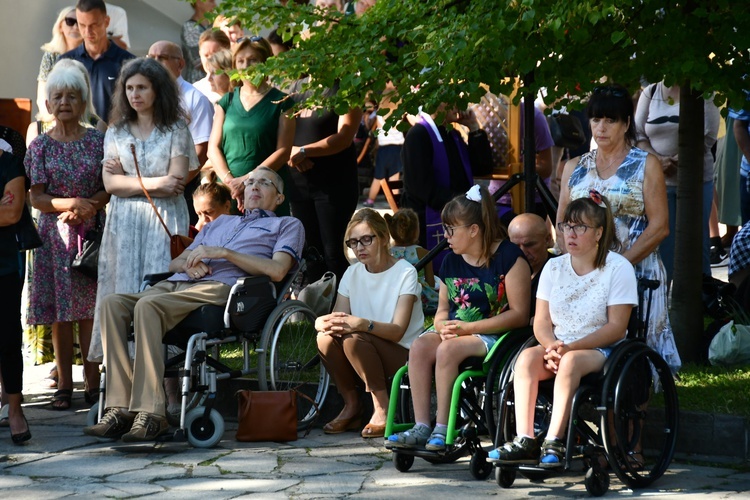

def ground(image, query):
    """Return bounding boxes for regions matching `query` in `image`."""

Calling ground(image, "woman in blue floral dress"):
[25,63,109,409]
[387,185,530,451]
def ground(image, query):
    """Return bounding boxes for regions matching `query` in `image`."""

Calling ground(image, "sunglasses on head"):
[237,35,263,44]
[64,17,78,27]
[593,86,626,97]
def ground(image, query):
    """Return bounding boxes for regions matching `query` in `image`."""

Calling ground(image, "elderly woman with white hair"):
[24,62,110,411]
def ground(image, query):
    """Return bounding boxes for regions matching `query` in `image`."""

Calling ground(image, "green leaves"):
[210,0,750,125]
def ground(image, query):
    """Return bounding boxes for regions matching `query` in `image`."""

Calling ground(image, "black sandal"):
[84,388,100,405]
[50,389,73,411]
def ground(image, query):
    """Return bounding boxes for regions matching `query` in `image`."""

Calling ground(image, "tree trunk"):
[671,82,705,364]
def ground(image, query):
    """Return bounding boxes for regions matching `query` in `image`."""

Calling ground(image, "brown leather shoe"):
[361,423,385,439]
[323,414,362,434]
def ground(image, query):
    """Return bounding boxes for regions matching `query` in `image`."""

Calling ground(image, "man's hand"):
[185,244,226,271]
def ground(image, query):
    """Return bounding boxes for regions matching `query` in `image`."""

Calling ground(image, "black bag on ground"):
[547,113,586,149]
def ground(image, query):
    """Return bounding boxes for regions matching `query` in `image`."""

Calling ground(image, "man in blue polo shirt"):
[83,167,305,442]
[60,0,134,120]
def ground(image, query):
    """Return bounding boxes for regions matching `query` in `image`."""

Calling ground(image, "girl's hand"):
[292,158,314,173]
[543,340,566,373]
[438,319,467,340]
[160,173,186,197]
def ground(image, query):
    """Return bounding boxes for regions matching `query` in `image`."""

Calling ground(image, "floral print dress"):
[24,129,106,324]
[439,239,524,327]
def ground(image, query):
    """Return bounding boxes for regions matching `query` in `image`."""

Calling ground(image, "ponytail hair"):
[441,184,506,267]
[562,191,620,269]
[384,208,420,246]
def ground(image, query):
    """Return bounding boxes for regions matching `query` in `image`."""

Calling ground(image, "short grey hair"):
[46,59,94,122]
[250,166,284,193]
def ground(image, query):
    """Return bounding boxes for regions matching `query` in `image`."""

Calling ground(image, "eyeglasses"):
[64,17,78,27]
[237,35,263,44]
[146,54,182,62]
[442,223,472,237]
[244,177,279,191]
[557,223,596,235]
[593,86,626,97]
[345,234,376,249]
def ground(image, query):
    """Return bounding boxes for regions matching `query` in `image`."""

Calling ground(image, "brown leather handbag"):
[235,389,319,442]
[236,390,298,442]
[130,144,194,259]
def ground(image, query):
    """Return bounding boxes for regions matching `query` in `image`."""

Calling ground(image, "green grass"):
[675,363,750,418]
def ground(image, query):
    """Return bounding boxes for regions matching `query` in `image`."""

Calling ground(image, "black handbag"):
[15,204,43,251]
[547,113,586,150]
[71,227,101,280]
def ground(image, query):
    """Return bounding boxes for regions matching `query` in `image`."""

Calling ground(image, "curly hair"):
[108,58,185,129]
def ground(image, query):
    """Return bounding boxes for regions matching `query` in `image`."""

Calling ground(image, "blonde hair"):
[41,6,76,55]
[384,209,420,246]
[344,208,391,255]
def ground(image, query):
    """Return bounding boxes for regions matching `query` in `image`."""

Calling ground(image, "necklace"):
[596,148,627,177]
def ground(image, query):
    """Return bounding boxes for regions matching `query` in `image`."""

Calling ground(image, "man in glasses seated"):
[83,167,304,442]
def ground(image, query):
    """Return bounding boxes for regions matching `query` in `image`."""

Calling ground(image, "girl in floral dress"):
[387,185,531,451]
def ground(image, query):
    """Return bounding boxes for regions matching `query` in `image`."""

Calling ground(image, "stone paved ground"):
[1,364,749,499]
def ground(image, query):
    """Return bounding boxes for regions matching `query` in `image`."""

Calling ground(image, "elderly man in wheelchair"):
[83,167,305,442]
[490,194,637,467]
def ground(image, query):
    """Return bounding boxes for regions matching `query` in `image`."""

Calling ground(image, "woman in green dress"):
[207,36,295,215]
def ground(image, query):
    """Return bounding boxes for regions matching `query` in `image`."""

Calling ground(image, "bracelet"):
[222,171,233,182]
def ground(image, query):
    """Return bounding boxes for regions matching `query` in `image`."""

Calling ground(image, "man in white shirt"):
[105,2,129,49]
[148,40,214,222]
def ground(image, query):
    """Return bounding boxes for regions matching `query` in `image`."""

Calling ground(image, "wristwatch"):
[367,320,374,332]
[299,146,307,158]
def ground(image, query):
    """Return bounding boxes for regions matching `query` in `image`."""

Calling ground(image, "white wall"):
[0,0,192,119]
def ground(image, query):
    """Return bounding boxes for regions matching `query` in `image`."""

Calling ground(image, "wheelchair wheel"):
[393,452,414,472]
[601,345,679,489]
[495,466,516,488]
[258,300,330,429]
[584,465,610,497]
[185,407,225,448]
[470,448,493,480]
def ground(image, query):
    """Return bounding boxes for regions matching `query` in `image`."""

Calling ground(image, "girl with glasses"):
[316,208,424,439]
[387,185,530,451]
[491,192,637,467]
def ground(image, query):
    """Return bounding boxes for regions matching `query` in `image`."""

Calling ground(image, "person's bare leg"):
[7,393,27,437]
[369,389,389,426]
[366,177,382,202]
[407,334,440,424]
[51,322,74,392]
[76,319,99,394]
[512,345,552,437]
[433,337,486,425]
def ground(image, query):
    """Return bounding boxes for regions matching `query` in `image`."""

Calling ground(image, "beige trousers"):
[101,280,231,416]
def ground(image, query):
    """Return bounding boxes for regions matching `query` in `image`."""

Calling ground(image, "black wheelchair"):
[88,261,330,448]
[493,278,679,496]
[383,326,534,479]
